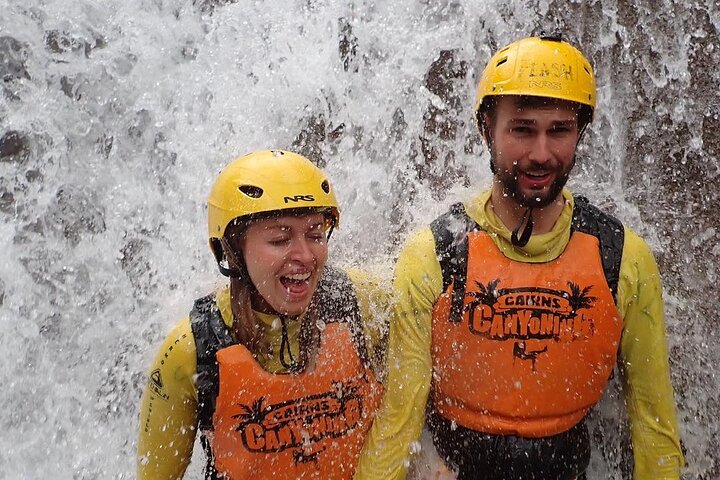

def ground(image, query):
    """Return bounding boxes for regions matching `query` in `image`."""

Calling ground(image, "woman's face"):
[238,212,329,316]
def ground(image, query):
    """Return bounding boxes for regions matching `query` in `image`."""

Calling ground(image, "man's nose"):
[528,134,553,164]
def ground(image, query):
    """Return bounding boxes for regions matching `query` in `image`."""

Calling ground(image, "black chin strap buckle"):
[511,208,534,247]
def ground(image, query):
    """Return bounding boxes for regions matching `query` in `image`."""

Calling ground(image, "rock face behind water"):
[0,1,717,479]
[0,35,30,82]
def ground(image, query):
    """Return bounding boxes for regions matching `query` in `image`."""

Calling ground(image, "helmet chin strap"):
[216,237,247,278]
[510,207,534,247]
[217,259,244,278]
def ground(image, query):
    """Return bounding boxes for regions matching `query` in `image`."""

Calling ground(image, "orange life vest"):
[209,321,381,479]
[431,228,623,438]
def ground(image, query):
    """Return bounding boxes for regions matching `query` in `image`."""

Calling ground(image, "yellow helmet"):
[208,149,340,244]
[474,34,596,119]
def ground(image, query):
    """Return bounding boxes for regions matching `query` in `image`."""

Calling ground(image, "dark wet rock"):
[424,49,468,111]
[45,30,86,55]
[415,49,471,198]
[3,84,22,101]
[193,0,237,14]
[292,113,327,167]
[128,109,152,140]
[388,108,407,142]
[44,29,107,57]
[0,130,30,162]
[338,17,359,73]
[120,238,157,297]
[97,134,113,158]
[0,36,30,82]
[291,113,345,168]
[119,238,150,272]
[60,75,88,101]
[0,189,15,213]
[38,313,63,338]
[49,185,107,245]
[703,113,720,160]
[181,42,198,61]
[25,169,43,182]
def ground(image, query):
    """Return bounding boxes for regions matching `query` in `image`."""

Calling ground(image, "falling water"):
[0,0,717,478]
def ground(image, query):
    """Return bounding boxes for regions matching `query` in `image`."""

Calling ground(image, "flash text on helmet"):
[520,61,574,80]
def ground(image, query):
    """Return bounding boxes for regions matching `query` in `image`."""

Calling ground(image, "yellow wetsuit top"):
[137,267,388,480]
[355,189,684,480]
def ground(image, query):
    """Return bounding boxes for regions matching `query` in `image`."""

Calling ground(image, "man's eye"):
[269,238,290,245]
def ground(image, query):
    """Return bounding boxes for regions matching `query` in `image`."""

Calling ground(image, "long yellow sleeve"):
[355,190,684,480]
[355,228,441,479]
[616,229,684,479]
[137,317,198,480]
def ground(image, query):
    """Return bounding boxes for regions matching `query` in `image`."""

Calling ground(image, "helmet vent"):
[321,180,330,194]
[496,57,508,67]
[238,185,263,198]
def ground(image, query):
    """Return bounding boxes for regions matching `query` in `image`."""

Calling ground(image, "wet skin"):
[240,213,329,316]
[485,96,581,234]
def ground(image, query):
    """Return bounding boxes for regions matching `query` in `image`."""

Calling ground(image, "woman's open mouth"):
[279,272,312,296]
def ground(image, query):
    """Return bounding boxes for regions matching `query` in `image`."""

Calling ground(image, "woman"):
[137,150,387,479]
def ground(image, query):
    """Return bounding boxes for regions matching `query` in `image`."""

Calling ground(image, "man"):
[355,34,684,480]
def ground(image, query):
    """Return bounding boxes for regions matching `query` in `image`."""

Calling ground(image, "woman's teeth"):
[284,272,311,282]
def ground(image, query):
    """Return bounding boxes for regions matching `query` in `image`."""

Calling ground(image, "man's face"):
[486,96,580,209]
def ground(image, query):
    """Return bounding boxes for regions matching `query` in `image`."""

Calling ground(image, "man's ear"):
[481,112,494,146]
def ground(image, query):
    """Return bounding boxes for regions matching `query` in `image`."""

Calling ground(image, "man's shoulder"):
[621,226,657,262]
[571,194,623,228]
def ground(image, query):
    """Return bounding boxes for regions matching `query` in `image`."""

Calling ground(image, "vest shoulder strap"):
[570,195,625,299]
[190,294,234,480]
[190,294,235,433]
[429,202,478,323]
[314,266,372,370]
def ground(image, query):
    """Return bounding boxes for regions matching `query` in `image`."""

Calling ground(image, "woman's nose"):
[287,237,316,264]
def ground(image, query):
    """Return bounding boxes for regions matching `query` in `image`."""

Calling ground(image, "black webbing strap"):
[189,294,234,480]
[570,195,625,301]
[312,266,372,372]
[429,202,478,323]
[190,294,235,432]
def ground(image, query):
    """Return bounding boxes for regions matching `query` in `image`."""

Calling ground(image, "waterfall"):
[0,0,717,478]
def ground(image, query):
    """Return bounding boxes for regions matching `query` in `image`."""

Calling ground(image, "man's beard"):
[491,153,573,209]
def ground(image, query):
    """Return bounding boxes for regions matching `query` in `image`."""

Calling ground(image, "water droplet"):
[409,440,422,454]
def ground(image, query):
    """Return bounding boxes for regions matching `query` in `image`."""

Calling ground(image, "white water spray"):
[1,0,717,478]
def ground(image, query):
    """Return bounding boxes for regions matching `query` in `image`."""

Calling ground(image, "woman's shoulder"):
[156,316,197,363]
